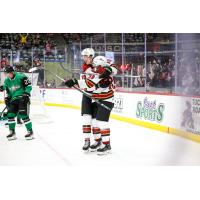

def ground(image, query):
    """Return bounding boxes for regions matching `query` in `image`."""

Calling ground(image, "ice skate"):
[82,140,90,152]
[7,130,17,141]
[25,130,34,140]
[97,143,111,155]
[90,139,102,152]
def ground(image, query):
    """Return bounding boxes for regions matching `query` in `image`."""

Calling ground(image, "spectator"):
[50,79,56,88]
[20,33,28,46]
[45,41,52,55]
[159,62,170,87]
[33,34,40,47]
[133,65,145,87]
[33,57,42,67]
[0,57,9,70]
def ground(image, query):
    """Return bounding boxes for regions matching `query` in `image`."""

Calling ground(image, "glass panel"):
[146,33,175,93]
[0,33,199,94]
[176,33,200,96]
[119,33,145,92]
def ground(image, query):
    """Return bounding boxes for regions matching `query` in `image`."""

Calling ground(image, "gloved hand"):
[21,93,30,104]
[0,85,4,92]
[65,78,78,88]
[99,67,112,79]
[97,77,113,88]
[4,97,11,107]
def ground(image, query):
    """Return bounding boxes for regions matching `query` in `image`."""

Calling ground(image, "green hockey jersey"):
[1,72,32,101]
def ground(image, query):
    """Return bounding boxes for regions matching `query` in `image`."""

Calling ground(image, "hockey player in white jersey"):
[65,55,117,154]
[79,48,96,151]
[66,48,102,152]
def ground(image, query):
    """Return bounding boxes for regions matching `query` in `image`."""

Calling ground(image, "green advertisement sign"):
[136,97,165,123]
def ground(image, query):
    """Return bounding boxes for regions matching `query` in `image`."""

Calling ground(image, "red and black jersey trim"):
[92,90,114,100]
[85,79,96,88]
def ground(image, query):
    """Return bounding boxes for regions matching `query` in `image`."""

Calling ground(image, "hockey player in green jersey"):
[0,66,34,140]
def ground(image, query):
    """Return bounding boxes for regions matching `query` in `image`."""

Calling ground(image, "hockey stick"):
[45,69,112,111]
[0,106,7,121]
[72,85,112,111]
[59,62,81,74]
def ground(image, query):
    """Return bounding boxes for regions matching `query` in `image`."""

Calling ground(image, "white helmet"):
[81,48,95,58]
[93,56,108,67]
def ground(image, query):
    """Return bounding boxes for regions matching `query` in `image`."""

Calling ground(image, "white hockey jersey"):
[78,64,117,102]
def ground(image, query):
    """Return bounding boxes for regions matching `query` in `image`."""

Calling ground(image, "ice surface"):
[1,105,200,165]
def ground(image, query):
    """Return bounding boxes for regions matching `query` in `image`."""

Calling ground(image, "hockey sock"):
[21,116,32,132]
[7,113,16,131]
[100,128,110,145]
[92,127,101,141]
[83,125,91,141]
[8,118,16,131]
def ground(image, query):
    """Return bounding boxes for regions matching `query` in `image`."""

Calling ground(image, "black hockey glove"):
[99,67,112,79]
[97,77,113,88]
[65,78,78,88]
[4,97,11,107]
[21,93,30,104]
[0,85,4,92]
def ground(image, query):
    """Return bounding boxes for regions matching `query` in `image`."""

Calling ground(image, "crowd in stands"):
[0,33,63,59]
[62,33,94,43]
[123,33,174,43]
[0,33,57,50]
[0,34,65,69]
[114,57,175,89]
[146,57,175,88]
[62,33,172,44]
[0,33,200,95]
[125,33,144,43]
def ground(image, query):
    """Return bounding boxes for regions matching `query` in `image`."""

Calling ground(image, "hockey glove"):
[65,78,78,88]
[0,85,4,92]
[97,77,113,88]
[4,97,11,107]
[99,67,112,79]
[21,93,30,104]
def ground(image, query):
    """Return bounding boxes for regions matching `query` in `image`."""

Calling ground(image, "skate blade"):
[25,136,34,140]
[97,150,112,156]
[89,148,97,152]
[7,136,17,141]
[83,148,98,153]
[83,149,90,154]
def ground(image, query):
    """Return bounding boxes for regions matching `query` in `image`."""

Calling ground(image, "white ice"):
[1,105,200,166]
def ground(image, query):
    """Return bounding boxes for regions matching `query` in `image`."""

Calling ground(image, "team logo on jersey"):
[136,97,165,123]
[10,85,20,92]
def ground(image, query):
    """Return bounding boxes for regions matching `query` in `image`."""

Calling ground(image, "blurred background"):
[0,33,199,96]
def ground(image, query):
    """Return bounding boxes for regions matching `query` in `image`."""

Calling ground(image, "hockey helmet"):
[4,65,15,73]
[93,56,108,67]
[81,48,95,58]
